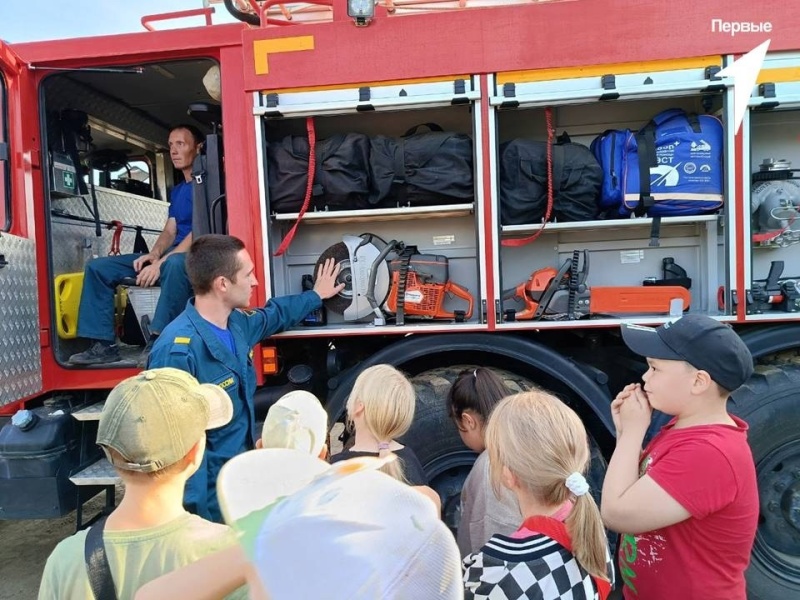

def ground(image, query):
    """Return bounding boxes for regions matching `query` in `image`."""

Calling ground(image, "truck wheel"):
[729,364,800,598]
[399,365,607,535]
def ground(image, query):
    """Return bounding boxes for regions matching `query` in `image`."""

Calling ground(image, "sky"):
[0,1,238,44]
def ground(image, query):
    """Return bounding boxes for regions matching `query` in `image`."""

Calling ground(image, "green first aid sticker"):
[63,171,75,190]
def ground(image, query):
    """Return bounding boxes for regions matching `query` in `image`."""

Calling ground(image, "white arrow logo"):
[716,39,771,135]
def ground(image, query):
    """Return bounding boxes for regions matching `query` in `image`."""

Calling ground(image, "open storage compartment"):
[489,60,733,327]
[257,78,487,333]
[745,52,800,320]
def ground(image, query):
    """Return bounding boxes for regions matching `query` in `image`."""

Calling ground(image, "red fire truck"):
[1,1,799,595]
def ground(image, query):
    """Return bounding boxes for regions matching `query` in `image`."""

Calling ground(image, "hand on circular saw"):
[313,257,346,300]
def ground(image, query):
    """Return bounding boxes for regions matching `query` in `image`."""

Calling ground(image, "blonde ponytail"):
[347,365,416,484]
[485,391,610,583]
[565,490,610,582]
[376,440,407,482]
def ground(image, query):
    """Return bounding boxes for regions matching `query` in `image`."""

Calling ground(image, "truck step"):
[70,458,120,486]
[72,402,105,421]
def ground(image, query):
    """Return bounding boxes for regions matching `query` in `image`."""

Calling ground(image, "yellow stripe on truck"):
[497,56,723,84]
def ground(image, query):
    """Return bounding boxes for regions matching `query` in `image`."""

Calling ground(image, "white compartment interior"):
[263,103,482,328]
[495,94,728,318]
[749,109,800,285]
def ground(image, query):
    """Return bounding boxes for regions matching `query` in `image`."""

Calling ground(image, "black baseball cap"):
[621,315,754,392]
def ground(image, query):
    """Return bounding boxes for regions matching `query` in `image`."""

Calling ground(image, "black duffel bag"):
[369,123,474,207]
[499,137,602,225]
[267,132,372,212]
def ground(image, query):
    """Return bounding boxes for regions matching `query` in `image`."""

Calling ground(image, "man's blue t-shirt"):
[207,321,235,355]
[168,181,193,247]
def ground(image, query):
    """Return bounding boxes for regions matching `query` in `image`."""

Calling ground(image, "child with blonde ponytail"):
[330,364,427,486]
[463,391,613,600]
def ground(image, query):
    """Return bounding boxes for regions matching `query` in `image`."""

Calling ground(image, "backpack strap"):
[522,515,612,600]
[634,127,656,218]
[84,517,118,600]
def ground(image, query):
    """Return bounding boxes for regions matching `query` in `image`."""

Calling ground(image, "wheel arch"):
[324,333,615,450]
[738,324,800,361]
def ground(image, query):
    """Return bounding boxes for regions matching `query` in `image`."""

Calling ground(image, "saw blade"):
[315,242,354,315]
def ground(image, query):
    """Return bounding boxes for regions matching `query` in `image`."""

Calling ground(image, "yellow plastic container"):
[54,273,84,339]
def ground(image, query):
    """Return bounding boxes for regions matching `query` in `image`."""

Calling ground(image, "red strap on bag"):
[502,106,555,248]
[108,220,123,256]
[521,515,612,600]
[274,117,316,257]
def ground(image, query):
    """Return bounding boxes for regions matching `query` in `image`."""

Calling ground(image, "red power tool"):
[503,250,691,320]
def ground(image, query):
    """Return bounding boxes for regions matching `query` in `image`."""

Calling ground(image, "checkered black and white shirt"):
[463,531,610,600]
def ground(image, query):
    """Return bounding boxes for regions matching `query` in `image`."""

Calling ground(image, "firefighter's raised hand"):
[313,258,346,300]
[136,260,162,288]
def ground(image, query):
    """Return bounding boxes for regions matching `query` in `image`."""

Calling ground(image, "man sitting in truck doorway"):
[147,234,345,522]
[68,124,204,367]
[38,368,247,600]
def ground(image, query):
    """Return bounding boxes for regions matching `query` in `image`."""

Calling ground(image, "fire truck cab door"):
[0,41,43,407]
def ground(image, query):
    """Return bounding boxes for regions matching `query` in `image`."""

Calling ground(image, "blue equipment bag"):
[622,109,724,217]
[590,129,632,217]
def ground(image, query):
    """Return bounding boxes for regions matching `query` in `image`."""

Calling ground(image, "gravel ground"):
[0,486,123,600]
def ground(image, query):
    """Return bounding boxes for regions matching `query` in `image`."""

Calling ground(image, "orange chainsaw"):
[316,234,474,326]
[503,250,691,320]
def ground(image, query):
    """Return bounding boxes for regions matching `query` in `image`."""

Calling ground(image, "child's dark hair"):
[447,367,511,422]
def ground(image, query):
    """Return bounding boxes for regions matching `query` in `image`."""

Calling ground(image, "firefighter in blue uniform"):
[69,124,204,366]
[147,234,343,522]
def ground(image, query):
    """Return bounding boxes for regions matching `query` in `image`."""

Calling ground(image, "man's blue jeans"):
[75,253,191,342]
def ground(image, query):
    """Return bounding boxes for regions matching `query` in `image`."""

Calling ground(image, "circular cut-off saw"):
[315,234,474,326]
[316,234,392,322]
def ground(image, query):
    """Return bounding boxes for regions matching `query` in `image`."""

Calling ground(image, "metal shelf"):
[743,312,800,322]
[501,214,720,237]
[495,312,734,330]
[271,203,475,224]
[273,321,488,338]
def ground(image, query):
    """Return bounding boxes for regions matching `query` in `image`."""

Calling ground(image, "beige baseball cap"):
[260,390,328,457]
[97,368,233,473]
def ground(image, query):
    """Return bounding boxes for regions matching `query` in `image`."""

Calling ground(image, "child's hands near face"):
[611,383,638,436]
[618,384,652,438]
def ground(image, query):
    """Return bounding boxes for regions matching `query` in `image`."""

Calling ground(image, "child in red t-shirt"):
[602,315,759,600]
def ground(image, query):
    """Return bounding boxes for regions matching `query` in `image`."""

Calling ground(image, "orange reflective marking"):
[497,56,722,84]
[253,36,315,76]
[757,67,800,84]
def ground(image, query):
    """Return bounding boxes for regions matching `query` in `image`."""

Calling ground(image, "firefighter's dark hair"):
[169,123,205,146]
[186,234,246,295]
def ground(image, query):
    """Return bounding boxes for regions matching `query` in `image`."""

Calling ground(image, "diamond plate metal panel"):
[46,77,170,149]
[51,187,168,276]
[0,234,42,406]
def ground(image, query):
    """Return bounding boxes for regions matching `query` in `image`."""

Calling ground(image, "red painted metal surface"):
[0,42,26,238]
[1,0,794,401]
[734,117,747,322]
[12,23,244,68]
[479,75,496,330]
[242,0,791,92]
[5,35,250,397]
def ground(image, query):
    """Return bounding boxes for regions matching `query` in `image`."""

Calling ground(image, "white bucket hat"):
[217,450,463,600]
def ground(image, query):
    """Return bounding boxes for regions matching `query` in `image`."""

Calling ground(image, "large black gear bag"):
[267,132,372,212]
[499,137,602,225]
[368,123,474,207]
